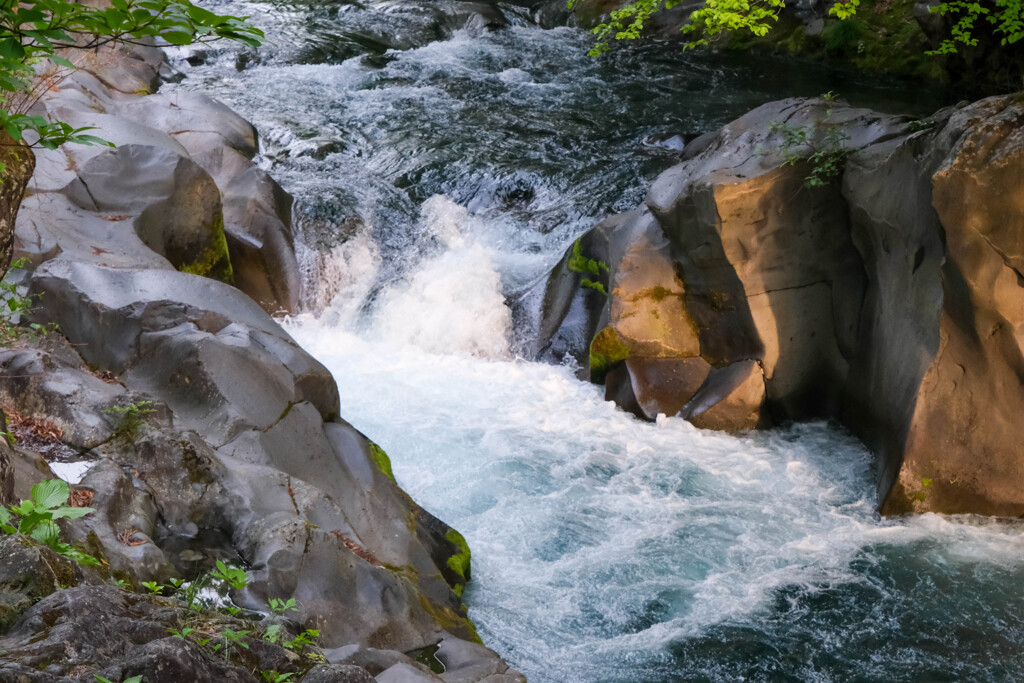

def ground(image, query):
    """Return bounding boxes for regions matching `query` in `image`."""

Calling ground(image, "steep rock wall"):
[535,93,1024,515]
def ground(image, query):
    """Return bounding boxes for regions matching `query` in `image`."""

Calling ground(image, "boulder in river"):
[534,94,1024,516]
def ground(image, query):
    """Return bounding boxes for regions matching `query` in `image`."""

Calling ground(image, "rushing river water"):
[169,3,1024,680]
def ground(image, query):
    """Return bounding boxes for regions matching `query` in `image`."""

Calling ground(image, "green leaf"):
[49,505,95,520]
[31,479,70,509]
[30,519,61,547]
[159,30,196,45]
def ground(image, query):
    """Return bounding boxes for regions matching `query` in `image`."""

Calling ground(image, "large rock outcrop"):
[15,43,301,314]
[533,93,1024,516]
[0,40,523,682]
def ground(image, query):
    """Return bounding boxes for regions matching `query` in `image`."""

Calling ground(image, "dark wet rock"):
[0,535,79,632]
[0,585,298,681]
[302,664,376,682]
[5,37,521,683]
[220,165,303,314]
[62,144,232,283]
[435,636,527,683]
[24,261,479,650]
[17,42,301,315]
[326,644,427,676]
[376,662,444,682]
[68,459,180,582]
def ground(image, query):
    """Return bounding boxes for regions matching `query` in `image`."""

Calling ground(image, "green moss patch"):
[445,528,471,581]
[589,326,632,384]
[368,442,396,483]
[179,215,234,284]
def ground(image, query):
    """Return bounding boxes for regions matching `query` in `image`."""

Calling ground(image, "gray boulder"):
[0,535,79,632]
[27,260,479,649]
[62,144,232,283]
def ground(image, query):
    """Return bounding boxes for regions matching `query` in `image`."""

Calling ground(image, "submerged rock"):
[534,94,1024,516]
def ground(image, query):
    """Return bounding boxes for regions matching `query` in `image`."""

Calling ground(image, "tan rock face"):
[884,96,1024,515]
[539,94,1024,514]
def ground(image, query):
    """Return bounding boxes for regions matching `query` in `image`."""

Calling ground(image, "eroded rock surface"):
[0,39,520,683]
[14,42,300,314]
[534,94,1024,515]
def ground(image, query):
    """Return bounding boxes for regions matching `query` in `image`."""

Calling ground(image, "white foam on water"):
[367,196,513,358]
[288,283,1024,681]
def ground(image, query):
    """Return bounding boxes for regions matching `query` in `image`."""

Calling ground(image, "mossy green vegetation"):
[368,441,396,483]
[179,215,234,284]
[446,528,471,582]
[417,593,484,645]
[568,238,610,295]
[589,326,632,383]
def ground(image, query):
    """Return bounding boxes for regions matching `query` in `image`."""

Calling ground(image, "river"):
[167,3,1024,680]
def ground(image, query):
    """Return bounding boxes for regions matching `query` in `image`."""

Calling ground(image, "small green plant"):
[220,628,250,646]
[268,597,298,614]
[167,627,196,639]
[0,429,14,446]
[0,479,99,566]
[141,581,162,595]
[282,628,320,652]
[263,623,284,645]
[0,258,57,345]
[261,672,296,683]
[103,400,156,439]
[211,559,250,590]
[94,676,143,683]
[567,239,609,295]
[907,116,937,133]
[767,116,852,188]
[223,604,243,616]
[218,628,250,662]
[178,573,210,612]
[196,637,222,654]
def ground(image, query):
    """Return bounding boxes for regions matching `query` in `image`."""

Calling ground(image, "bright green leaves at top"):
[575,0,1024,58]
[925,0,1024,54]
[0,0,263,150]
[828,0,861,20]
[684,0,788,45]
[580,0,789,55]
[211,559,251,590]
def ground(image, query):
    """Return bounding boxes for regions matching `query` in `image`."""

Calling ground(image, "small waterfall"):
[166,5,1017,681]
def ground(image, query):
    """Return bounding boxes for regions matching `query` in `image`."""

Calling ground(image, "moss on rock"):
[368,442,397,483]
[589,326,632,384]
[445,528,471,583]
[179,215,234,284]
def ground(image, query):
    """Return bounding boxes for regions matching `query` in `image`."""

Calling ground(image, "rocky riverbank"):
[0,41,523,683]
[529,92,1024,516]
